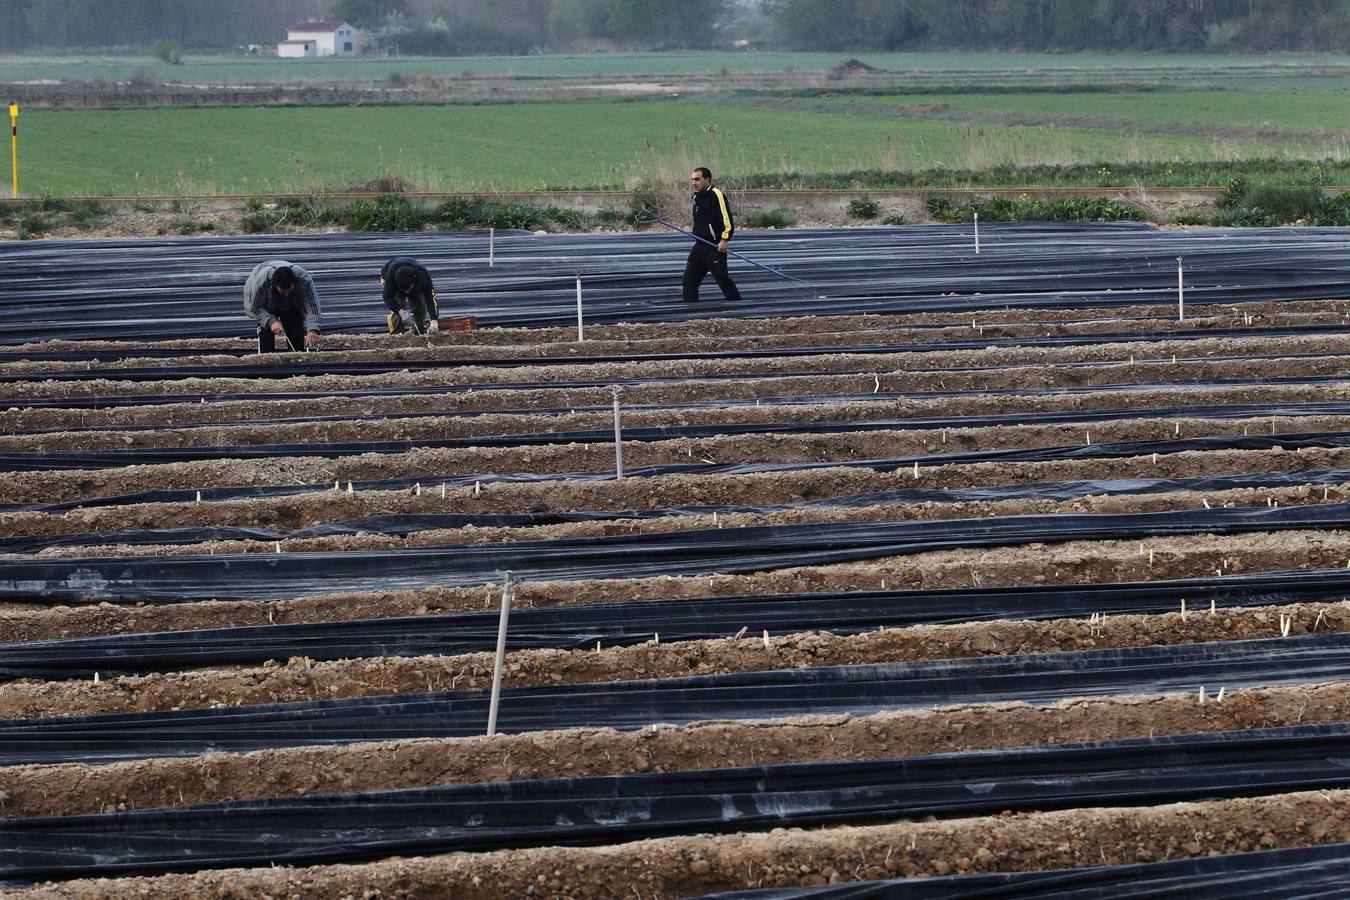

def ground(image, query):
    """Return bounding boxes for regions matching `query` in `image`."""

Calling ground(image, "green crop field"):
[828,91,1350,133]
[9,51,1350,197]
[11,98,1329,197]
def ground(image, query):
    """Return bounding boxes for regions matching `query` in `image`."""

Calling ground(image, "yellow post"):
[7,103,17,200]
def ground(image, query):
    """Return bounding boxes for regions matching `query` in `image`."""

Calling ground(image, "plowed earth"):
[8,301,1350,898]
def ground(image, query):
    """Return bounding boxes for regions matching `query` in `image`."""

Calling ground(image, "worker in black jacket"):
[683,166,742,303]
[381,257,440,334]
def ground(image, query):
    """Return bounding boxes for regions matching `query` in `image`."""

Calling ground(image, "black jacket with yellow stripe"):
[691,185,735,245]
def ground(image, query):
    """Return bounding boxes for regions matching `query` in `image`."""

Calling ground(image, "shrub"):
[128,70,160,89]
[1310,191,1350,226]
[742,208,796,228]
[846,196,880,219]
[627,180,667,225]
[28,192,69,213]
[65,201,107,230]
[488,202,550,230]
[152,41,183,64]
[880,214,907,225]
[1215,178,1323,225]
[171,219,215,235]
[343,194,425,232]
[926,195,1144,224]
[17,213,50,239]
[285,197,337,227]
[241,210,276,234]
[548,206,591,231]
[431,196,548,231]
[594,207,626,225]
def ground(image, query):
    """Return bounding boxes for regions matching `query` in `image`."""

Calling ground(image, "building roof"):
[279,39,315,45]
[290,21,350,33]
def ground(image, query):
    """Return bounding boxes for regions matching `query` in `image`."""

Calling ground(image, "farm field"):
[6,50,1350,83]
[6,97,1339,197]
[823,90,1350,134]
[6,223,1350,894]
[9,51,1350,197]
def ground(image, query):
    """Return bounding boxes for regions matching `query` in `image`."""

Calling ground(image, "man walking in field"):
[683,166,742,303]
[381,257,440,335]
[244,260,321,353]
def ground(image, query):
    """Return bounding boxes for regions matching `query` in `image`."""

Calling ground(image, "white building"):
[277,39,316,58]
[279,21,359,57]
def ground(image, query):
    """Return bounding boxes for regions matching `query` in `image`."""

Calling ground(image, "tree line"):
[3,0,1350,54]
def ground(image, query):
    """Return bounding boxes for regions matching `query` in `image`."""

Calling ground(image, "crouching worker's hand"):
[270,321,285,336]
[400,309,414,326]
[427,320,439,334]
[304,330,320,350]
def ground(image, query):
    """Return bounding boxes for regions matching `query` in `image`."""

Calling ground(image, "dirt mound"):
[829,57,882,78]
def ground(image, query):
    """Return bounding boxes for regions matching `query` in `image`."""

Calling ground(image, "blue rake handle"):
[655,218,814,286]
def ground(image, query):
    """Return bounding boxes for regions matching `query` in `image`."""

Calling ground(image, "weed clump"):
[17,213,50,239]
[846,196,880,219]
[743,208,796,228]
[1210,176,1324,226]
[627,180,669,225]
[431,196,547,231]
[343,194,426,231]
[927,195,1144,223]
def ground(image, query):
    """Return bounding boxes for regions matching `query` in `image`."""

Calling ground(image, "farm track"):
[9,301,1350,896]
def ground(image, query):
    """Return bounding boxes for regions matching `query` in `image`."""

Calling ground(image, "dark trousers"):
[683,243,742,303]
[257,309,306,353]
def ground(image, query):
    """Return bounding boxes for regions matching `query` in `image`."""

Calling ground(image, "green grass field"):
[13,99,1329,196]
[9,52,1350,197]
[831,90,1350,133]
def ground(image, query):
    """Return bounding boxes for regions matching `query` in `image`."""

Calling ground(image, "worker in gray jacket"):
[244,260,321,352]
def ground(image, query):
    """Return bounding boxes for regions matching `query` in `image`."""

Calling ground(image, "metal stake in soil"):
[611,384,624,479]
[974,212,980,255]
[575,268,585,341]
[489,227,495,267]
[1177,256,1185,322]
[486,572,515,737]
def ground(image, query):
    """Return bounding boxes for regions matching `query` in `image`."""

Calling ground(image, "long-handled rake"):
[654,218,823,300]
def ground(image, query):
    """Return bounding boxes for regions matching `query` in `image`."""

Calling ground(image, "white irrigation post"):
[489,226,495,268]
[485,571,515,737]
[973,212,980,254]
[611,384,624,479]
[1177,256,1185,322]
[575,267,585,341]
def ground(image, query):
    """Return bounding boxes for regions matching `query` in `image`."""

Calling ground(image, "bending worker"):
[382,257,439,334]
[244,260,321,352]
[683,166,742,303]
